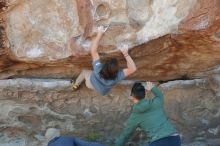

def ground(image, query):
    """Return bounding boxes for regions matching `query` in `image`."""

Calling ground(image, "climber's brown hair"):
[100,58,119,80]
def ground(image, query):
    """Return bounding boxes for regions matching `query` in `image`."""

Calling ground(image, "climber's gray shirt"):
[90,59,125,95]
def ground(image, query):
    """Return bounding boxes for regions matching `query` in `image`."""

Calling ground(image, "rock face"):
[5,0,195,61]
[6,0,81,61]
[0,0,220,146]
[0,77,220,146]
[0,0,219,80]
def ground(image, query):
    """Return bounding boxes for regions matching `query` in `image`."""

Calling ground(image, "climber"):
[45,128,103,146]
[115,82,181,146]
[71,26,137,95]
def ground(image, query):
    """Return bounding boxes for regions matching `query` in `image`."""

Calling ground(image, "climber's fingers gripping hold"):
[118,44,129,55]
[145,82,154,91]
[97,26,108,33]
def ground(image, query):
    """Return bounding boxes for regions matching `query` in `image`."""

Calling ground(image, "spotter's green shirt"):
[115,87,177,146]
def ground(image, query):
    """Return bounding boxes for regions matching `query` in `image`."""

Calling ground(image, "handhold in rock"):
[94,2,111,21]
[68,36,91,56]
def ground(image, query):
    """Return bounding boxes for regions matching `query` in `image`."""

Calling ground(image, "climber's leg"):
[72,70,93,90]
[83,70,94,89]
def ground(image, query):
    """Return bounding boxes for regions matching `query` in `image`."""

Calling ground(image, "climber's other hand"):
[145,82,154,91]
[98,26,107,34]
[118,44,129,55]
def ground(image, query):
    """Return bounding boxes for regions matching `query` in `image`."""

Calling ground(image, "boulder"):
[0,0,219,80]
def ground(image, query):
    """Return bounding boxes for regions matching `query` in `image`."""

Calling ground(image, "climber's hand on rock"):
[97,26,107,34]
[145,82,154,91]
[118,44,129,56]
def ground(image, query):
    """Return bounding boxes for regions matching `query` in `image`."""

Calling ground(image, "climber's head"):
[100,58,119,80]
[130,82,145,103]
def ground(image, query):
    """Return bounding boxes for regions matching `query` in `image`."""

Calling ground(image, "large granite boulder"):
[0,76,220,146]
[0,0,219,80]
[0,0,220,146]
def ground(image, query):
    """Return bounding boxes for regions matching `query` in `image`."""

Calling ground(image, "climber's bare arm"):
[145,81,163,100]
[91,26,106,61]
[118,44,137,77]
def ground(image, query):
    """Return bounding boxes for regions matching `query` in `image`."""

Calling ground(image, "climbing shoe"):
[70,78,79,91]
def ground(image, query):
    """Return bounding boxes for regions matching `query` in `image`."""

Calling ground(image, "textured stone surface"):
[6,0,81,61]
[0,0,219,80]
[5,0,195,61]
[0,0,220,146]
[0,77,220,146]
